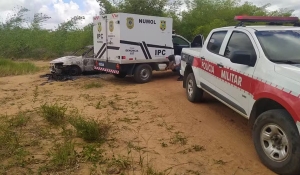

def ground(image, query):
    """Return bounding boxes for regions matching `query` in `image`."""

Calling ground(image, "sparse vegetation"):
[83,82,103,89]
[81,144,105,163]
[170,131,188,145]
[0,58,40,77]
[40,102,68,125]
[70,115,110,143]
[47,141,78,171]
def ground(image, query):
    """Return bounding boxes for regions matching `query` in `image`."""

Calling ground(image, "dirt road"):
[0,65,275,175]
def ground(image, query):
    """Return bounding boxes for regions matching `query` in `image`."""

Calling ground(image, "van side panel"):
[119,13,173,63]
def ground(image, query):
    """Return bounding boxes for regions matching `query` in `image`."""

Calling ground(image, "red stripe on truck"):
[192,57,300,122]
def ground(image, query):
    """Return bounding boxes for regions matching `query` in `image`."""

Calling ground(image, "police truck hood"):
[275,64,300,82]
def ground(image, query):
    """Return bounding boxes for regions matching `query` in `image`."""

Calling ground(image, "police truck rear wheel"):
[134,64,152,83]
[253,109,300,175]
[186,73,203,102]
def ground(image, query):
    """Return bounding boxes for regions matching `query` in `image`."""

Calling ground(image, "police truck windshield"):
[255,30,300,64]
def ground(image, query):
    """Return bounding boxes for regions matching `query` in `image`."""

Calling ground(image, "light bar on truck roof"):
[234,16,299,23]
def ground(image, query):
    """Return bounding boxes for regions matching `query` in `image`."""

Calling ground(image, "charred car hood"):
[50,56,80,64]
[274,64,300,82]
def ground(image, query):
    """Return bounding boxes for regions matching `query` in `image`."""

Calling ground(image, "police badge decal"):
[109,20,114,32]
[97,22,102,32]
[160,20,166,31]
[126,17,134,29]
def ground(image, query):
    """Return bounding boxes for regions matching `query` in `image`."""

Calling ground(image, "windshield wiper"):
[270,60,299,64]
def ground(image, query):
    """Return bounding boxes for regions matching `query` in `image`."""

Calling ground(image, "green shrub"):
[0,58,39,77]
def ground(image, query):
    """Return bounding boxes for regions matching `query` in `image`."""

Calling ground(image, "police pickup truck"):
[180,16,300,175]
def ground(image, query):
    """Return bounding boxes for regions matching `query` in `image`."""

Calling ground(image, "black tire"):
[133,64,152,83]
[69,65,82,76]
[114,73,127,78]
[185,73,204,102]
[252,109,300,175]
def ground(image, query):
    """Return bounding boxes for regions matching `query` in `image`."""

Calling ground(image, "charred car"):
[50,45,95,76]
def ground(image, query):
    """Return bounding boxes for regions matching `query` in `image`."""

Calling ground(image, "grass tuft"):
[39,103,68,125]
[48,141,78,169]
[0,58,40,77]
[70,115,110,143]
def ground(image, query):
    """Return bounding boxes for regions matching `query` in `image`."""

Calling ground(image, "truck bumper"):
[50,65,62,74]
[94,61,120,74]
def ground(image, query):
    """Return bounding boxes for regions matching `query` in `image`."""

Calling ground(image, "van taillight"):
[95,60,98,65]
[121,56,126,59]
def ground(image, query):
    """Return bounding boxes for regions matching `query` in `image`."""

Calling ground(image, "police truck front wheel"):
[186,73,204,102]
[252,109,300,175]
[134,64,152,83]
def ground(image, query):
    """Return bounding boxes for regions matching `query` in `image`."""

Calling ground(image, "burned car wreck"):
[50,45,95,76]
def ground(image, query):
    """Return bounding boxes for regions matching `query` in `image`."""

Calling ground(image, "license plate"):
[98,62,104,67]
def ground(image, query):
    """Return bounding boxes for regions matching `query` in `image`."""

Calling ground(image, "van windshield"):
[255,30,300,64]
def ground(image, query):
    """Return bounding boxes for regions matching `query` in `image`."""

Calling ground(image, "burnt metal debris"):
[39,70,109,86]
[40,72,74,82]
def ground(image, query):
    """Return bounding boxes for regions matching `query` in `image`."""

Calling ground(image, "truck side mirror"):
[230,51,256,67]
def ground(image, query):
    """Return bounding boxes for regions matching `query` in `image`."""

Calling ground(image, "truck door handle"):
[217,63,223,68]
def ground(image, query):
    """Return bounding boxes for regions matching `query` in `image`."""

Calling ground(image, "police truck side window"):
[207,31,227,54]
[224,31,256,59]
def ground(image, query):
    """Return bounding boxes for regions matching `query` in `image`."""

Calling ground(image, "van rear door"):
[93,15,107,60]
[106,13,121,62]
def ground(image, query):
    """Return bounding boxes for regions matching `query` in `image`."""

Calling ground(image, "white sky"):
[0,0,299,30]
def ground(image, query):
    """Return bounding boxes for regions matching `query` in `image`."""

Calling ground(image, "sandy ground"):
[0,61,276,175]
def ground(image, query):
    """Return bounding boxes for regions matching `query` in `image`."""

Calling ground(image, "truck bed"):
[182,47,202,57]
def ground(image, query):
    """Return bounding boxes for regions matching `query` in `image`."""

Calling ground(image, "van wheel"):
[134,64,152,83]
[69,65,82,76]
[114,73,126,78]
[252,109,300,175]
[186,73,203,102]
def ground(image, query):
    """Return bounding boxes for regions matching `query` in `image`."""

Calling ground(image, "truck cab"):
[180,16,300,175]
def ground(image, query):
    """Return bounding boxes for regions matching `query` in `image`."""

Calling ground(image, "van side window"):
[207,31,227,54]
[172,36,189,46]
[224,31,256,59]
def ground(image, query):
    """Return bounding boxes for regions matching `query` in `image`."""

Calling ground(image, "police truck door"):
[106,13,120,62]
[93,15,107,61]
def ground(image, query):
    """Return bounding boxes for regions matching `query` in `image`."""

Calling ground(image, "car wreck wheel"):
[69,66,82,76]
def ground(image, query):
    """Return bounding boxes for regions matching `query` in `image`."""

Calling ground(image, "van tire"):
[252,109,300,175]
[134,64,152,83]
[186,73,203,102]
